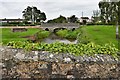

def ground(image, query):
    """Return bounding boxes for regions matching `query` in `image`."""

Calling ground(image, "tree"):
[47,15,67,23]
[118,1,120,25]
[98,1,118,24]
[68,15,78,23]
[92,10,100,23]
[55,15,67,23]
[118,1,120,50]
[99,0,119,40]
[116,1,120,39]
[22,6,46,24]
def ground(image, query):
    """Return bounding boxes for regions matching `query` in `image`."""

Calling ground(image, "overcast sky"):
[0,0,101,20]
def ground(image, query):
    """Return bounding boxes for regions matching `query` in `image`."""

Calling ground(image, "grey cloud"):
[0,0,101,20]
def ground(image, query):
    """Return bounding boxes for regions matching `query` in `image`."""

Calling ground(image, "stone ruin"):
[11,28,27,32]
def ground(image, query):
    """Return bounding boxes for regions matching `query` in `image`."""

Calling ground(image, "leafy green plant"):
[56,29,68,38]
[56,29,80,39]
[65,30,78,39]
[7,41,119,58]
[35,30,50,41]
[77,27,90,44]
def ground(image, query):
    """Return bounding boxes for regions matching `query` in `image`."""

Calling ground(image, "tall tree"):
[116,1,120,40]
[92,10,100,23]
[68,15,78,23]
[22,6,46,24]
[99,0,119,40]
[117,1,120,25]
[118,1,120,49]
[98,1,118,24]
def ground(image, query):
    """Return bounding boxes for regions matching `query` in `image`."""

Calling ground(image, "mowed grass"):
[82,25,118,48]
[0,25,118,49]
[1,28,40,45]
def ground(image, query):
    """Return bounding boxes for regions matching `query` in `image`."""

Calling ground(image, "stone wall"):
[0,46,120,79]
[41,23,79,28]
[11,28,27,32]
[2,60,120,79]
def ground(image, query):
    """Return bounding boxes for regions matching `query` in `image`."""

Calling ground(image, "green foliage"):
[56,29,68,38]
[68,15,78,23]
[56,29,80,39]
[47,15,67,23]
[98,1,118,24]
[77,27,90,44]
[7,41,119,58]
[35,30,50,40]
[47,15,79,23]
[1,22,36,26]
[92,10,100,23]
[22,6,46,23]
[66,30,79,39]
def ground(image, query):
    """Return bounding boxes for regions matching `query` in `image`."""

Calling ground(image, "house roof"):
[81,17,89,19]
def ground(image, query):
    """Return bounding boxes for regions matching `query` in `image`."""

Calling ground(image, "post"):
[82,12,83,17]
[116,21,119,39]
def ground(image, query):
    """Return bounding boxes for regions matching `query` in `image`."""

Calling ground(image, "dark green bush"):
[77,27,90,44]
[35,30,50,41]
[55,29,80,39]
[56,29,68,38]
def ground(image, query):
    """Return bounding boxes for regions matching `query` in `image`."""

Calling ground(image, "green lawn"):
[82,25,118,48]
[1,28,40,44]
[0,25,119,49]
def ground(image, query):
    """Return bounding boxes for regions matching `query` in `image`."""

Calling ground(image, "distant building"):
[79,17,92,23]
[0,18,23,23]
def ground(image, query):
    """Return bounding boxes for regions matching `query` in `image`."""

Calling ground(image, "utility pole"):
[82,12,83,17]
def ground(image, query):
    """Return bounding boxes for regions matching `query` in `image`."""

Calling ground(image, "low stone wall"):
[41,23,79,28]
[11,28,27,32]
[0,46,120,79]
[2,60,120,79]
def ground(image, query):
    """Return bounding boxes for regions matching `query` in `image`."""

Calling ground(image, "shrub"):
[56,29,80,39]
[77,27,90,44]
[35,30,50,41]
[65,30,78,39]
[56,29,68,38]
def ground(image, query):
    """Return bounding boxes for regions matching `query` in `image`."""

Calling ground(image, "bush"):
[56,29,68,38]
[77,27,90,44]
[56,29,80,39]
[65,30,78,39]
[1,22,37,26]
[35,30,50,41]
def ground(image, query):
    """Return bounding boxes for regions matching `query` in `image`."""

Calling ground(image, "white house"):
[79,17,92,23]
